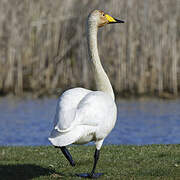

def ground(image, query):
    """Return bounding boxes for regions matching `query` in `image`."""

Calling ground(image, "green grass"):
[0,145,180,179]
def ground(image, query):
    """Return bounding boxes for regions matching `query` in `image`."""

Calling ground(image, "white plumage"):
[49,87,117,149]
[48,9,124,178]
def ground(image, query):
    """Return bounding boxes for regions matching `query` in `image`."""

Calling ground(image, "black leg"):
[55,146,75,166]
[76,149,103,178]
[89,149,100,177]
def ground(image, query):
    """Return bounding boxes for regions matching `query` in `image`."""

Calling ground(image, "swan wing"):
[53,88,91,131]
[74,91,117,131]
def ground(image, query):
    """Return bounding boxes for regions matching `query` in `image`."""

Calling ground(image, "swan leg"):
[76,149,103,178]
[55,146,75,167]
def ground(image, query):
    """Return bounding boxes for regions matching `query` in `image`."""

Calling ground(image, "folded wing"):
[53,88,91,132]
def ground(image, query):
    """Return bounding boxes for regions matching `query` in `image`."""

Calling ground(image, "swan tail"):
[48,126,83,147]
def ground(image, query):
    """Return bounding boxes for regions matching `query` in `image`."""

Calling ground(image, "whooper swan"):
[49,10,124,178]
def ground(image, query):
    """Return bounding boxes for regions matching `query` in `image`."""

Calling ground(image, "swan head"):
[88,10,124,28]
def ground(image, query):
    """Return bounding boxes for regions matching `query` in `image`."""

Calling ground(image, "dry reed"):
[0,0,179,97]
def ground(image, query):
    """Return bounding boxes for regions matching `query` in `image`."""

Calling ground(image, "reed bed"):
[0,0,179,97]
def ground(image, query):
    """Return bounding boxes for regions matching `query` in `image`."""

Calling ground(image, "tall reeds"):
[0,0,179,97]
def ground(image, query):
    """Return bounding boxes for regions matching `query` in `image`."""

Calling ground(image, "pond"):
[0,97,179,146]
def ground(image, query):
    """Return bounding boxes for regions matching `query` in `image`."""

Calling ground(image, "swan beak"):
[105,14,124,24]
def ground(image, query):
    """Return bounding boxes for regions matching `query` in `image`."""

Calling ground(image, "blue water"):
[0,97,180,146]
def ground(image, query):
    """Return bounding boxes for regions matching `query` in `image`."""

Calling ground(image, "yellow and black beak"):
[105,14,124,24]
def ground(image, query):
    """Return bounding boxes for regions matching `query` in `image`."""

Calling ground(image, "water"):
[0,97,179,146]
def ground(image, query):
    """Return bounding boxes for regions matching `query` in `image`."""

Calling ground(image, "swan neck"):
[87,21,115,100]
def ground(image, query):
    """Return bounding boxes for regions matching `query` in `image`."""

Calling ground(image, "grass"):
[0,145,180,179]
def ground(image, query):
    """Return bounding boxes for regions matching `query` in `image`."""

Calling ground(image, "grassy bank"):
[0,145,180,179]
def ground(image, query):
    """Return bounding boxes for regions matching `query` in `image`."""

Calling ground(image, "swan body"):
[49,87,117,149]
[48,10,124,178]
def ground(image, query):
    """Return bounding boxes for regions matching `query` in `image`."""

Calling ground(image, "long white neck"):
[87,20,115,100]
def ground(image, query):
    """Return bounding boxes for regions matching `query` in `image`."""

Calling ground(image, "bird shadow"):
[0,164,63,180]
